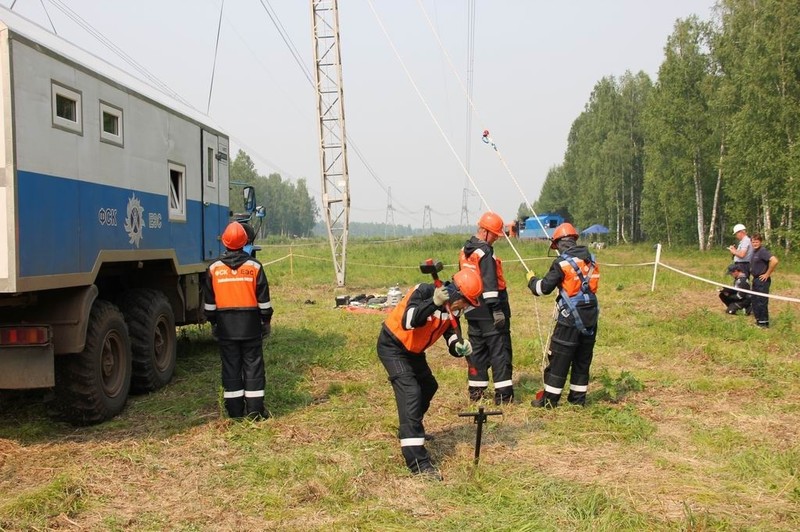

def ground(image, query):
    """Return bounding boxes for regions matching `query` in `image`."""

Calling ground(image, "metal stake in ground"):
[458,405,502,465]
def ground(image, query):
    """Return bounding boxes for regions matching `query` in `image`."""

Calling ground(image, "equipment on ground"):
[458,405,502,464]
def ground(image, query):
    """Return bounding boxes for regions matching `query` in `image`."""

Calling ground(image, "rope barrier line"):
[656,262,800,303]
[263,249,798,303]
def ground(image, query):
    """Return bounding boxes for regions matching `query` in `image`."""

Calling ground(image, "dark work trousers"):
[466,318,514,403]
[377,336,438,473]
[219,337,265,418]
[719,289,751,314]
[752,278,771,327]
[541,323,597,406]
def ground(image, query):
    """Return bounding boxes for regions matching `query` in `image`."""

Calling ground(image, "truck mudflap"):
[0,344,54,388]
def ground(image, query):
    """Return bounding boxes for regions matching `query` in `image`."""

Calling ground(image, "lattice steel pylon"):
[460,187,471,229]
[311,0,350,286]
[422,205,433,233]
[385,186,396,238]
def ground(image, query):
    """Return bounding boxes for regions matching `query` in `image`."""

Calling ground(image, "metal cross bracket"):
[458,405,502,464]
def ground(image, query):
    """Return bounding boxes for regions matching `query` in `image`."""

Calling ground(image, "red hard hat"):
[452,268,482,306]
[478,211,504,236]
[221,222,248,250]
[550,222,579,249]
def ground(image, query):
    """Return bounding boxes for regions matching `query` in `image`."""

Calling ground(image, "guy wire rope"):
[366,0,551,381]
[413,0,554,365]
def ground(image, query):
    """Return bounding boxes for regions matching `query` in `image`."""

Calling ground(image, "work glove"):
[432,285,449,306]
[526,270,536,282]
[261,320,271,338]
[492,309,506,330]
[454,340,473,357]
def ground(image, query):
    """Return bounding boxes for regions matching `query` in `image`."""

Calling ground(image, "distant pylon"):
[460,187,470,229]
[385,187,396,238]
[422,205,433,233]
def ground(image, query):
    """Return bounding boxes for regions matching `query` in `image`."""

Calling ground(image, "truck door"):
[201,131,228,260]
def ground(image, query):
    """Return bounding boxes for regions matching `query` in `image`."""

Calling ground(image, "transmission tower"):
[385,186,396,238]
[311,0,350,286]
[422,205,433,233]
[460,187,471,229]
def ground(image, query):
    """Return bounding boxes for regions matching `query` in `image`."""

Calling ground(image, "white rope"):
[367,0,552,368]
[656,262,800,303]
[415,0,551,243]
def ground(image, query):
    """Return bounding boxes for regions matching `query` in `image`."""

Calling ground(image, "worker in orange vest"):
[526,222,600,408]
[377,268,482,480]
[460,212,514,405]
[204,221,273,419]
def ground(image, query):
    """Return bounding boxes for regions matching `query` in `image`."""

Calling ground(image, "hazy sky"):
[3,0,717,228]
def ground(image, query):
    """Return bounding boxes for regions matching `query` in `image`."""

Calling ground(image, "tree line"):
[531,0,800,252]
[230,150,318,238]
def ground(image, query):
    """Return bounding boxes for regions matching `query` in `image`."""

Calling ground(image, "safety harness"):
[557,253,598,336]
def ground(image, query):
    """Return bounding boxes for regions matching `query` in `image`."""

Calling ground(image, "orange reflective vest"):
[383,287,455,354]
[557,253,599,335]
[557,255,599,298]
[208,259,261,309]
[459,249,506,292]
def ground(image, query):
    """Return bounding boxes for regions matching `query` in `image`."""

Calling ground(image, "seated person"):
[719,263,752,315]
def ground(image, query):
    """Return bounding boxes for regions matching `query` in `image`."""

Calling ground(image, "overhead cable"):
[207,0,225,114]
[415,0,551,241]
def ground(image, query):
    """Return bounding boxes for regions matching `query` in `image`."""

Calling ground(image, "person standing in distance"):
[377,268,482,480]
[526,222,600,408]
[460,211,514,405]
[204,221,273,419]
[750,233,779,328]
[728,224,753,279]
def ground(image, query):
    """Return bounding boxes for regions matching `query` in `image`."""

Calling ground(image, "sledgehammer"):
[419,259,455,328]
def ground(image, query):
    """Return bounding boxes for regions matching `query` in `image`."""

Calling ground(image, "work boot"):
[567,392,586,406]
[245,410,271,421]
[468,388,486,402]
[413,462,443,481]
[494,394,514,406]
[531,393,559,408]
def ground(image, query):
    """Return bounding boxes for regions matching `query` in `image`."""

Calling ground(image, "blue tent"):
[581,224,609,235]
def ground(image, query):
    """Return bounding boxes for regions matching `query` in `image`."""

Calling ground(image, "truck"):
[0,7,253,424]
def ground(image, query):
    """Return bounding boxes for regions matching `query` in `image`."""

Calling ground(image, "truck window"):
[51,81,82,134]
[99,101,123,146]
[168,162,186,221]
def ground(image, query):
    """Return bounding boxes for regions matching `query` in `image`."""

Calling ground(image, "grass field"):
[1,235,799,531]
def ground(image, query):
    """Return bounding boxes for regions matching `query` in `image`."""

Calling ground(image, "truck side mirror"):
[243,186,256,213]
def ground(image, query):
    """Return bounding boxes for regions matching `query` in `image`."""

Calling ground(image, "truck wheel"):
[119,289,177,393]
[55,300,132,425]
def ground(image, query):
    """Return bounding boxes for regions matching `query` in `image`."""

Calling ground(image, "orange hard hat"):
[221,221,248,250]
[451,268,482,306]
[550,222,579,249]
[478,211,504,236]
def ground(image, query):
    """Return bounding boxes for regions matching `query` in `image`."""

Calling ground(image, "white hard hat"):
[732,223,746,234]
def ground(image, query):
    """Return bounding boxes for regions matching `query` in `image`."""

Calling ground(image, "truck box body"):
[0,8,238,421]
[0,7,230,294]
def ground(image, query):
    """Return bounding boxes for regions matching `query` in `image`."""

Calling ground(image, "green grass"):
[1,236,800,530]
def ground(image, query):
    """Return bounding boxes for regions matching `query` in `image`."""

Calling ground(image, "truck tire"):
[119,289,177,393]
[55,300,132,425]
